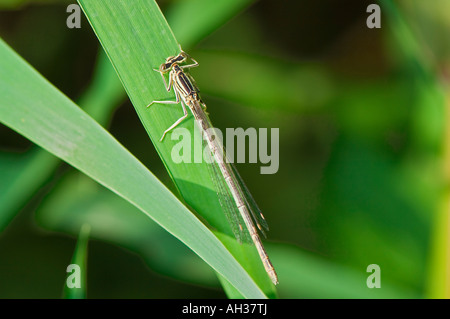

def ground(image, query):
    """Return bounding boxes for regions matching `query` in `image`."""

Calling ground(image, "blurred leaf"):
[381,0,448,298]
[0,36,265,298]
[273,244,419,298]
[192,50,334,113]
[398,0,450,63]
[0,149,58,230]
[166,0,256,48]
[381,0,444,153]
[37,172,218,286]
[334,79,411,143]
[64,224,90,299]
[381,0,431,74]
[318,136,430,291]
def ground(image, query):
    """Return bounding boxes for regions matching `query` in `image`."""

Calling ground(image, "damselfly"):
[147,48,278,285]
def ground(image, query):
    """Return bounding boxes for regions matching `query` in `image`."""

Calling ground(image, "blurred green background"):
[0,0,449,298]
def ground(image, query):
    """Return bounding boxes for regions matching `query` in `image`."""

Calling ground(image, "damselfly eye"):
[159,64,168,73]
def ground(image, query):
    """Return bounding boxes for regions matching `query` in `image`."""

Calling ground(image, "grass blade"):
[64,224,90,299]
[0,50,124,232]
[78,0,276,294]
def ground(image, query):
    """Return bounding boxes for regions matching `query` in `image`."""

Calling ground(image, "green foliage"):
[0,0,449,299]
[64,224,90,299]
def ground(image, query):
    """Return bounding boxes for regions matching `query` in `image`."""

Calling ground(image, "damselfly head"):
[159,62,170,73]
[160,51,188,73]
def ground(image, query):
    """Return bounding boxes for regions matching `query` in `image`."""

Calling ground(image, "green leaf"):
[0,36,265,298]
[0,50,124,232]
[78,0,276,294]
[64,224,90,299]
